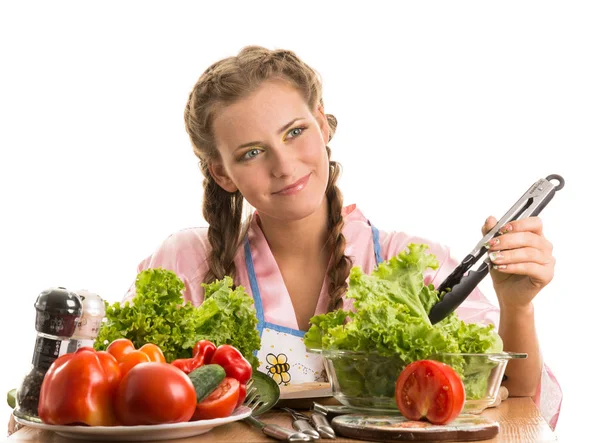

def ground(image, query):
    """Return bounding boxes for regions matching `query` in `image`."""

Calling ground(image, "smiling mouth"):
[273,173,311,195]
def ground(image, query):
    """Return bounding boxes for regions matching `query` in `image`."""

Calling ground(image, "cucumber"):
[7,389,16,409]
[187,364,226,403]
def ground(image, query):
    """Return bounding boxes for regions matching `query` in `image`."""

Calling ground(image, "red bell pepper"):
[38,347,121,426]
[209,344,252,407]
[171,340,217,374]
[210,345,252,384]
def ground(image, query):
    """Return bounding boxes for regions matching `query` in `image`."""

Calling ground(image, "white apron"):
[245,223,383,386]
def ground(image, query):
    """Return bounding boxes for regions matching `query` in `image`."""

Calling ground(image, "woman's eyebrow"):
[235,117,303,151]
[278,117,302,133]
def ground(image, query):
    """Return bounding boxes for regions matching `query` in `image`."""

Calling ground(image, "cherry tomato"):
[119,350,151,377]
[191,377,240,421]
[106,338,135,362]
[139,343,166,363]
[115,362,196,425]
[395,360,465,425]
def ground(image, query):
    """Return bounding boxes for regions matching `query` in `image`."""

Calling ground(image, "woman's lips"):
[273,173,311,195]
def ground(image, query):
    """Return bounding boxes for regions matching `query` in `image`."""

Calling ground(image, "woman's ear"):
[315,104,330,143]
[208,161,238,193]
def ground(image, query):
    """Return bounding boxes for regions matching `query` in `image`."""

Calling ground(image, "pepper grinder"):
[14,287,82,422]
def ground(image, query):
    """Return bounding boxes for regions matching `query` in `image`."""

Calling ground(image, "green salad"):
[304,243,503,400]
[94,268,261,368]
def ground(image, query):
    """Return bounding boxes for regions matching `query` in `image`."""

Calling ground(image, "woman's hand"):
[482,216,555,308]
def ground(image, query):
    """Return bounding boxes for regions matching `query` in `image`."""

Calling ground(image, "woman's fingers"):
[481,216,498,235]
[481,216,545,237]
[487,260,555,288]
[485,231,552,255]
[503,216,544,236]
[488,247,552,267]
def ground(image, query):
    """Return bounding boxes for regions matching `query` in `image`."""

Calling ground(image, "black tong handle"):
[428,174,565,325]
[428,261,490,324]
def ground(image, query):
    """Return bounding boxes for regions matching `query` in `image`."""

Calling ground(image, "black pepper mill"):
[14,287,82,422]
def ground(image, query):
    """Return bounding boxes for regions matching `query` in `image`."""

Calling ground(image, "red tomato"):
[106,338,135,362]
[236,382,247,408]
[115,362,196,425]
[191,377,240,421]
[395,360,465,425]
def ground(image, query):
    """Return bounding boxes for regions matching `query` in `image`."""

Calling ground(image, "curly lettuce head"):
[305,243,503,401]
[95,269,260,368]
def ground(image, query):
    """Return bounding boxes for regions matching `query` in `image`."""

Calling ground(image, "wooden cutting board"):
[276,382,335,409]
[278,382,332,399]
[332,414,499,442]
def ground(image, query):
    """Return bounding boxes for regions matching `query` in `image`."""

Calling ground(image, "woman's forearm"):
[498,302,542,397]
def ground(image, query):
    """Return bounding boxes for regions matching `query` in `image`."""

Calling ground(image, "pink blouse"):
[124,204,561,429]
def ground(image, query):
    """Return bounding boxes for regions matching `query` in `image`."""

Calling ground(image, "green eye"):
[243,148,261,160]
[288,127,304,138]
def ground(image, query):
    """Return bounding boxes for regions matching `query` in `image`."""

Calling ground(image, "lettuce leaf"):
[94,269,260,368]
[193,276,261,368]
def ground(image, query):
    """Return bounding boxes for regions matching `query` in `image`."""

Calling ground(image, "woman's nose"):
[270,146,295,178]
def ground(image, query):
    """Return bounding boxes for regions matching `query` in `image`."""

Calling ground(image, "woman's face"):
[210,79,330,222]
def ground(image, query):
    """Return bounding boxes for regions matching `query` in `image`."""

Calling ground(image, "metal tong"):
[428,174,565,325]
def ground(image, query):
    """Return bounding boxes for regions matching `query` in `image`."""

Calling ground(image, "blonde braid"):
[325,147,352,311]
[199,161,244,284]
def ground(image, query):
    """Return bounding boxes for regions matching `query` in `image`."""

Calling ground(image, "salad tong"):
[428,174,565,325]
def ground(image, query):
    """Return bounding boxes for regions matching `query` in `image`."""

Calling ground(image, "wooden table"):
[5,398,557,443]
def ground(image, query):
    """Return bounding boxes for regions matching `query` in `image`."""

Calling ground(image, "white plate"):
[14,406,251,441]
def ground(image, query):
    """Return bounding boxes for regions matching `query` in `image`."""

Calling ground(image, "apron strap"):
[370,223,384,266]
[244,237,265,333]
[245,220,383,333]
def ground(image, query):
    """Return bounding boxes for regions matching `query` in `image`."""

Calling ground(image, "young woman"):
[124,46,561,429]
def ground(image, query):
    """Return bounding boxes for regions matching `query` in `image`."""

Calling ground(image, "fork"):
[243,381,312,442]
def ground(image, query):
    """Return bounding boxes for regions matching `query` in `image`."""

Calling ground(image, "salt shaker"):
[66,290,105,353]
[14,287,82,422]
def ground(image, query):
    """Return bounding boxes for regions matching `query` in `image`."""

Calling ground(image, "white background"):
[1,1,598,441]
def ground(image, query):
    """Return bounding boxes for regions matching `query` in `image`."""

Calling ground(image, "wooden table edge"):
[4,397,557,443]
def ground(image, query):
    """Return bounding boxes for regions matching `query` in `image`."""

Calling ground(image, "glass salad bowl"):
[307,348,527,414]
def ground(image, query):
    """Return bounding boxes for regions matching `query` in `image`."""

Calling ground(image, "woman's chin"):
[258,197,327,223]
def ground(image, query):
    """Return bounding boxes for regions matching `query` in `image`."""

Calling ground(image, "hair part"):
[184,46,351,312]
